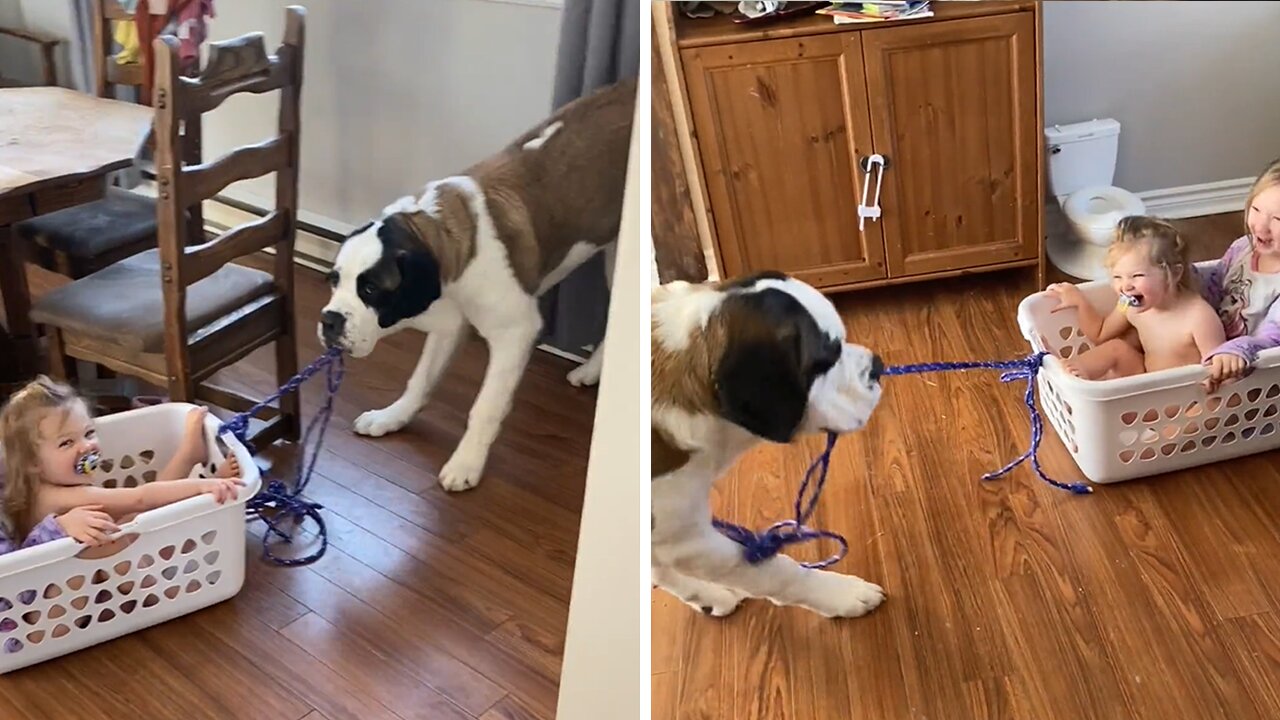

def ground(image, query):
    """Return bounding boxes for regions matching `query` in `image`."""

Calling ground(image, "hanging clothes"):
[161,0,216,72]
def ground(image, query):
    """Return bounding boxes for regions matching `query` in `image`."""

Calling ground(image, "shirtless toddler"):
[1046,216,1226,384]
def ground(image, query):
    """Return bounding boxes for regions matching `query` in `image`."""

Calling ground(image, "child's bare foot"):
[215,453,241,479]
[1063,358,1090,379]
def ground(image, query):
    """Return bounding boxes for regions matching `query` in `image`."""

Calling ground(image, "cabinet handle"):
[858,153,887,231]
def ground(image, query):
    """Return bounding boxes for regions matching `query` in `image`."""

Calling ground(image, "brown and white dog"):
[651,271,888,618]
[319,78,636,492]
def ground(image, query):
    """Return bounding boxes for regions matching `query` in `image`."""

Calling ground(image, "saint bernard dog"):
[319,77,635,492]
[651,271,888,618]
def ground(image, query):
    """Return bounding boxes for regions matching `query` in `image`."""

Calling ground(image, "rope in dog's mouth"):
[712,351,1090,570]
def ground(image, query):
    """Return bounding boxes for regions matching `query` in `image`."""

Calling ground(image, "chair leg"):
[276,335,301,443]
[167,373,196,404]
[46,329,76,383]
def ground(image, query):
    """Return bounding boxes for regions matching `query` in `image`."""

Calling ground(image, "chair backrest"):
[0,26,61,86]
[150,5,305,378]
[91,0,152,102]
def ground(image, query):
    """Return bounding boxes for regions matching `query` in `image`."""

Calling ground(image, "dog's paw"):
[439,447,486,492]
[683,586,745,618]
[566,361,601,388]
[805,574,886,619]
[353,406,413,437]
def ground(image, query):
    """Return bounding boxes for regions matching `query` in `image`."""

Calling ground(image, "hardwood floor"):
[2,258,597,719]
[652,212,1280,720]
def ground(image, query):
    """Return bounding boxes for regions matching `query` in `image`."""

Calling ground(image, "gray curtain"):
[537,0,639,358]
[66,0,96,94]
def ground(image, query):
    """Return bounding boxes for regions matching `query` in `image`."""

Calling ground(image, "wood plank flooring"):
[2,257,598,719]
[652,212,1280,720]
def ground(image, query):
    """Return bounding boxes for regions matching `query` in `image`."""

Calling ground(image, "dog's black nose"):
[320,311,345,344]
[869,354,884,382]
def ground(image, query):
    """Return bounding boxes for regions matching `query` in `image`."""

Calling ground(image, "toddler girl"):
[1046,215,1226,381]
[1195,159,1280,392]
[0,375,244,553]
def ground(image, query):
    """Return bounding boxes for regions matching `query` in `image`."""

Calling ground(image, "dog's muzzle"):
[320,310,346,349]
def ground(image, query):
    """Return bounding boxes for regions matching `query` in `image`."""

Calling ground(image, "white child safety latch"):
[858,153,887,231]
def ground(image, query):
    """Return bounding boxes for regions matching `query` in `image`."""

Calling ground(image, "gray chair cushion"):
[15,187,157,261]
[30,249,275,354]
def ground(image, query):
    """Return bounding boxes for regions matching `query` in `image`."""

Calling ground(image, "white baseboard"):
[1135,177,1254,220]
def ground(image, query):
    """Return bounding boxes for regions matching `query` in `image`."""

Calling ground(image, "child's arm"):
[1192,304,1229,359]
[44,477,244,519]
[1047,282,1119,344]
[1095,307,1133,345]
[1206,297,1280,366]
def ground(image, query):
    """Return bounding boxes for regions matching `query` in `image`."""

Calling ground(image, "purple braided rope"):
[881,352,1092,494]
[713,351,1089,571]
[712,431,847,570]
[218,347,345,566]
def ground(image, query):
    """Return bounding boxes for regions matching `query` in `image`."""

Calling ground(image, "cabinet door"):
[862,12,1039,278]
[681,34,886,287]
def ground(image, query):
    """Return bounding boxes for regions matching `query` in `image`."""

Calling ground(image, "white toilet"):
[1045,118,1146,281]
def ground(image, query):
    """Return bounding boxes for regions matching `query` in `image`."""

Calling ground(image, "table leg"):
[0,222,38,384]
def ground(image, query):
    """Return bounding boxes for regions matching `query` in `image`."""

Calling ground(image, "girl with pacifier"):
[0,376,243,552]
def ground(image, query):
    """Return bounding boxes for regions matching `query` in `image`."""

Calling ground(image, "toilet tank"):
[1045,118,1121,197]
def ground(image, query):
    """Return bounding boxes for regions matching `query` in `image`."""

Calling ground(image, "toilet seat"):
[1062,185,1146,242]
[1050,184,1148,280]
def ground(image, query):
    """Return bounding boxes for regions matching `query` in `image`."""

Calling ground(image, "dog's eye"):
[358,279,376,300]
[326,270,338,288]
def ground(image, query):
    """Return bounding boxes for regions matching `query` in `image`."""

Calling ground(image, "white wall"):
[202,0,563,231]
[1044,1,1280,194]
[554,89,645,720]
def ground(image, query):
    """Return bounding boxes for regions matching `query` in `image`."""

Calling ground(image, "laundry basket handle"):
[68,494,227,561]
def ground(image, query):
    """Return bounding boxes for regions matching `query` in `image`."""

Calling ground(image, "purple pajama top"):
[1195,235,1280,365]
[0,461,69,652]
[0,461,68,556]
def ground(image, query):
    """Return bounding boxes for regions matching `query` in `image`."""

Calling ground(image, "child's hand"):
[1047,283,1088,313]
[56,505,120,546]
[201,477,245,504]
[1204,354,1248,393]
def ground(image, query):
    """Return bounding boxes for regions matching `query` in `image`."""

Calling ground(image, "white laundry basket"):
[0,402,259,673]
[1017,262,1280,484]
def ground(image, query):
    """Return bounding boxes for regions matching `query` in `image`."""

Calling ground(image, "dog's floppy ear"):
[393,245,440,297]
[715,326,809,444]
[374,213,442,328]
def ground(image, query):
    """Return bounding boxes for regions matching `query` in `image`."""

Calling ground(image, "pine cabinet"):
[661,1,1045,291]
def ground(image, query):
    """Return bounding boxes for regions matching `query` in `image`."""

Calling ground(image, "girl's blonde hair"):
[0,376,86,541]
[1105,215,1196,294]
[1245,158,1280,239]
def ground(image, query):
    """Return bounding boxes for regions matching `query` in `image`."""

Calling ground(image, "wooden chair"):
[14,0,202,284]
[30,6,307,448]
[92,0,156,104]
[0,25,60,88]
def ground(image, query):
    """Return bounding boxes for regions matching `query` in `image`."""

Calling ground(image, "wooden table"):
[0,87,152,390]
